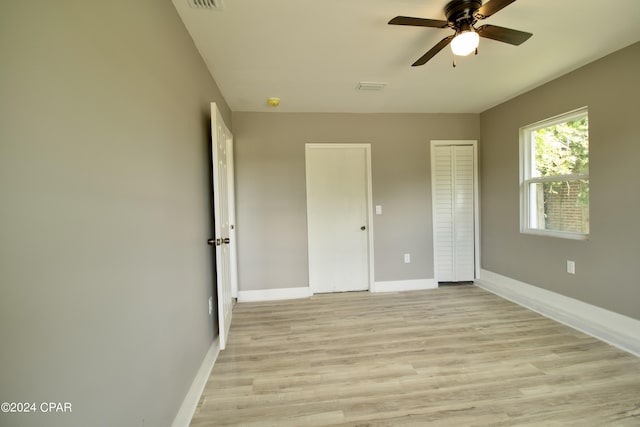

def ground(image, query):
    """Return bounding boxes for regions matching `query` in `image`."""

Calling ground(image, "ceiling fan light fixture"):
[389,0,532,66]
[450,29,479,56]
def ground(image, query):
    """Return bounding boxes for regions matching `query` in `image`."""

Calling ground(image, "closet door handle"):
[360,226,366,231]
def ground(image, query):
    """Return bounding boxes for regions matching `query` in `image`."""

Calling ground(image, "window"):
[520,107,589,239]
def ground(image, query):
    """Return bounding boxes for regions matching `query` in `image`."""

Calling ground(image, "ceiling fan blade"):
[412,35,455,66]
[477,24,532,45]
[388,16,449,28]
[475,0,517,19]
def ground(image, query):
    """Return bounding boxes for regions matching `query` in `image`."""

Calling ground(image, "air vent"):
[188,0,225,10]
[356,81,387,91]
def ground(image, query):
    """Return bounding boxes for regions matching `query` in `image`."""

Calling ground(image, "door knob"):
[361,226,366,230]
[223,237,230,244]
[207,238,215,245]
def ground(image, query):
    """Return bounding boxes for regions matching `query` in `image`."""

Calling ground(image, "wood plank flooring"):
[190,285,640,426]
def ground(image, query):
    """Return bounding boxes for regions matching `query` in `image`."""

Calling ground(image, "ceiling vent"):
[188,0,225,10]
[356,81,387,91]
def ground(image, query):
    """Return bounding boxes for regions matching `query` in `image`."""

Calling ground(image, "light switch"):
[375,205,382,215]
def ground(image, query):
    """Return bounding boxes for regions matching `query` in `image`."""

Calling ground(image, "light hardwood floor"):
[191,285,640,426]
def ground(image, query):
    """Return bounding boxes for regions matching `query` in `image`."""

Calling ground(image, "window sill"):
[521,229,589,241]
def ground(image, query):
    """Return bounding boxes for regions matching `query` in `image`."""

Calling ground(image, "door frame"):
[304,143,375,293]
[226,135,238,299]
[430,140,481,281]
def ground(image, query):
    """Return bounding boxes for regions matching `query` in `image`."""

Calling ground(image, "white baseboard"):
[171,338,220,427]
[237,281,440,301]
[371,278,438,293]
[476,269,640,357]
[237,286,313,302]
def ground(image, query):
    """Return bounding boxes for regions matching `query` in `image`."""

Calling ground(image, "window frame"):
[519,107,589,240]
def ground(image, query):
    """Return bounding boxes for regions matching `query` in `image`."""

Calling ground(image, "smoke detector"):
[188,0,225,10]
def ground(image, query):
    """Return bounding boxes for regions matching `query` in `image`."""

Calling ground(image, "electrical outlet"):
[404,253,411,263]
[208,297,213,315]
[567,260,575,275]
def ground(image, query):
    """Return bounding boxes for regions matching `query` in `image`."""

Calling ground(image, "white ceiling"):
[172,0,640,113]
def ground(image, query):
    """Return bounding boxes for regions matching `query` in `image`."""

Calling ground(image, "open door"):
[210,102,234,349]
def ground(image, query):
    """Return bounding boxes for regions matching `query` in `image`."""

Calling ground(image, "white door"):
[305,144,373,293]
[210,102,234,350]
[431,141,479,282]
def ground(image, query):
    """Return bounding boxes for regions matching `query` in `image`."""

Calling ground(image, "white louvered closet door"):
[432,144,476,282]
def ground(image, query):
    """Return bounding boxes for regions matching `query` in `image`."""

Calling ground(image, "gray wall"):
[232,112,480,291]
[0,1,230,426]
[480,42,640,320]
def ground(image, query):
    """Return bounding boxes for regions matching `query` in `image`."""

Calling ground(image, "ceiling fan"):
[389,0,532,66]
